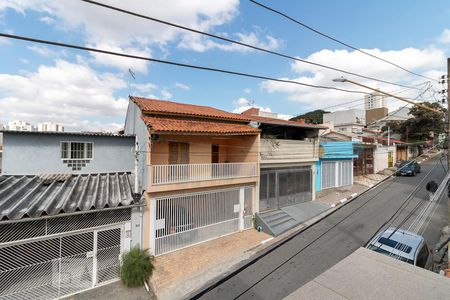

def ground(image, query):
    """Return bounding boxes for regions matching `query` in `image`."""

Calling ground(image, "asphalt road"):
[195,155,448,300]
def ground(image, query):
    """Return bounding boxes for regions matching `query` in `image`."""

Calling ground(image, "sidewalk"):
[150,229,271,300]
[316,183,368,206]
[285,247,450,299]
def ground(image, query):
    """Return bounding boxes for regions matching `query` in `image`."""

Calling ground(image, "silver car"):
[367,227,433,269]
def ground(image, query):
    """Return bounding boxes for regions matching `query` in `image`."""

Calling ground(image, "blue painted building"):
[316,141,360,192]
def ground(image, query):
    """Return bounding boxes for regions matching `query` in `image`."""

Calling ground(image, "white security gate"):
[321,160,353,190]
[151,186,253,256]
[0,211,131,300]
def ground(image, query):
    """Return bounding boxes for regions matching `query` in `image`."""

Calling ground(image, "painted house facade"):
[315,141,360,191]
[0,131,143,300]
[124,97,260,256]
[241,108,325,211]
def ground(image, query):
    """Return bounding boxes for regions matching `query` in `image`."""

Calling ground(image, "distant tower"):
[38,122,65,132]
[364,93,387,110]
[365,93,388,124]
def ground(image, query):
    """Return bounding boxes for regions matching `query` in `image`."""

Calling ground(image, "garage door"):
[151,186,253,256]
[322,160,353,190]
[0,225,126,300]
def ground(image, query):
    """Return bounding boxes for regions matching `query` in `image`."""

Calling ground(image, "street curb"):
[332,192,360,207]
[188,174,392,300]
[188,152,442,300]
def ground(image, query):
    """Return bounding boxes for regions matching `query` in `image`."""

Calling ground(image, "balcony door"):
[169,142,189,164]
[211,145,219,164]
[169,142,189,181]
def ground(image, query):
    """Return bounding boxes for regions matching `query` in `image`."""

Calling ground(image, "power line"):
[0,33,369,95]
[228,146,441,299]
[249,0,438,83]
[295,82,431,119]
[80,0,425,90]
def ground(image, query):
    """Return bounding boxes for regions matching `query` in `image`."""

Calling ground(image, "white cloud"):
[27,45,58,57]
[175,82,190,90]
[161,90,172,99]
[0,59,128,131]
[232,97,293,119]
[39,16,56,25]
[130,83,157,93]
[179,31,283,53]
[437,29,450,44]
[88,43,151,73]
[232,97,270,113]
[261,47,446,113]
[243,88,251,94]
[1,0,241,70]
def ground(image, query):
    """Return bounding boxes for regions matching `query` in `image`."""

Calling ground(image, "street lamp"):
[332,77,444,115]
[332,77,347,83]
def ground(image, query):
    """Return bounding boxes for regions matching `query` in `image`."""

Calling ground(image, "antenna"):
[127,68,136,96]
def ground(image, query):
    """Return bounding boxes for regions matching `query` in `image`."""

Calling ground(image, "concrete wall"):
[374,145,396,173]
[366,107,388,124]
[2,132,134,175]
[151,134,259,165]
[323,109,366,126]
[124,100,149,192]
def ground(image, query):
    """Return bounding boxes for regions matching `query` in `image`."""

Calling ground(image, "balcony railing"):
[151,162,258,185]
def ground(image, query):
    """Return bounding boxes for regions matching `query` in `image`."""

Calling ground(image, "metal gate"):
[322,160,353,190]
[151,186,253,256]
[259,167,312,212]
[0,223,127,300]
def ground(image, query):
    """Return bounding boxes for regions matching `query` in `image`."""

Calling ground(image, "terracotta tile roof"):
[131,96,250,122]
[245,114,328,129]
[362,136,406,145]
[142,116,259,135]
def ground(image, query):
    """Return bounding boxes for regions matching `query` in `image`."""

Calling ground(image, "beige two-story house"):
[124,97,260,255]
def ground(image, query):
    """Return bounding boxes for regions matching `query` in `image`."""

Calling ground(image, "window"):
[61,142,94,160]
[416,245,429,268]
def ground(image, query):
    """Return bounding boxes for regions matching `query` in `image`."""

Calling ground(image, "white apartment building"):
[38,122,64,132]
[322,109,366,135]
[7,120,36,131]
[364,93,387,110]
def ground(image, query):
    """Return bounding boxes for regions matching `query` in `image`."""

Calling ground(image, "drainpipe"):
[387,126,390,147]
[134,139,139,194]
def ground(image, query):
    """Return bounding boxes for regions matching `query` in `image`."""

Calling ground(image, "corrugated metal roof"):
[1,130,135,138]
[0,172,141,221]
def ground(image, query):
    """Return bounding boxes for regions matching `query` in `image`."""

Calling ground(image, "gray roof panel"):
[0,172,141,221]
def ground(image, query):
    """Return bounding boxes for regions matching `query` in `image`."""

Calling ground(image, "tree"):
[382,102,445,142]
[291,109,329,124]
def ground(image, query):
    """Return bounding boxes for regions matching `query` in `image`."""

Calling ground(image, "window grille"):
[60,142,94,160]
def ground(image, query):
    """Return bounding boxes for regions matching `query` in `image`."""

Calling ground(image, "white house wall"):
[374,146,396,173]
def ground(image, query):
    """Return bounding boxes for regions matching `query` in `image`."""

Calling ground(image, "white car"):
[367,227,433,269]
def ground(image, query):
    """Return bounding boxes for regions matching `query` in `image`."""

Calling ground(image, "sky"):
[0,0,449,131]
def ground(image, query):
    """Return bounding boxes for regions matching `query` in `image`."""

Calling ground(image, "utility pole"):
[447,58,450,170]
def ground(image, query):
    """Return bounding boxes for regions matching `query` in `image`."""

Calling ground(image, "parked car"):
[395,160,421,176]
[367,227,433,269]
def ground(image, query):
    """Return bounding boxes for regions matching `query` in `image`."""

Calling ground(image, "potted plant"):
[120,247,155,287]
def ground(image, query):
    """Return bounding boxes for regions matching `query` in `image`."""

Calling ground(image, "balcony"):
[260,138,318,163]
[151,162,258,185]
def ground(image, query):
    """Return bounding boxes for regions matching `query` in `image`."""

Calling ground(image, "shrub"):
[120,247,154,287]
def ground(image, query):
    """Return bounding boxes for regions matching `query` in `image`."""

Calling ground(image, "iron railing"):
[151,162,257,185]
[0,210,131,300]
[152,186,253,255]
